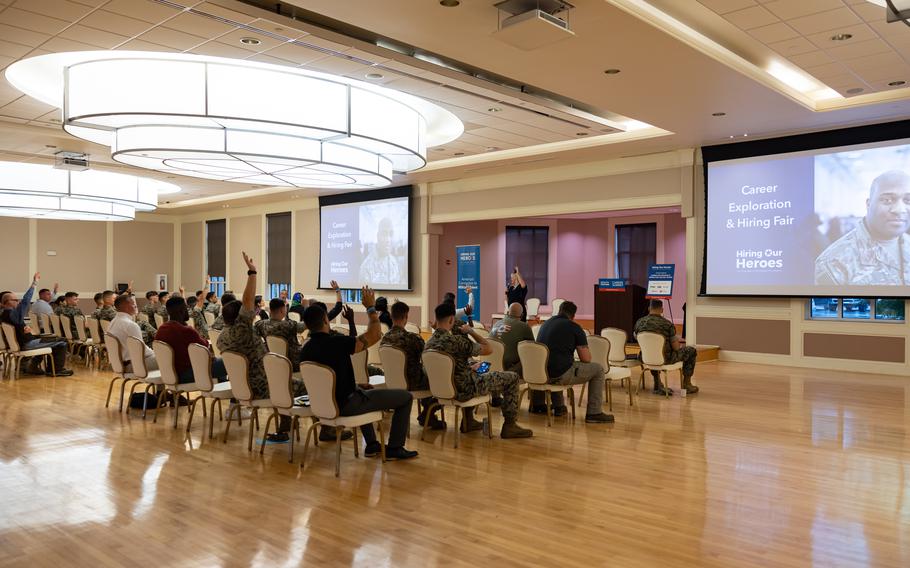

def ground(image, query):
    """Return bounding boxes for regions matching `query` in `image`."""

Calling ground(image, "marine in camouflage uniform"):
[211,314,225,331]
[141,302,159,327]
[815,220,910,286]
[155,303,169,325]
[425,327,522,422]
[205,302,221,318]
[93,305,117,322]
[633,312,698,392]
[380,326,429,391]
[54,304,84,337]
[191,306,209,340]
[217,306,305,400]
[254,317,306,367]
[137,318,156,348]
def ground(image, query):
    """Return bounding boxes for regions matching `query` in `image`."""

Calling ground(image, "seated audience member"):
[380,301,444,430]
[32,283,58,317]
[254,295,269,321]
[155,291,170,323]
[210,292,236,330]
[108,294,158,371]
[195,289,205,304]
[187,296,209,340]
[218,253,302,442]
[0,274,73,376]
[142,291,160,325]
[490,302,535,373]
[204,291,220,316]
[374,296,393,328]
[93,290,117,321]
[52,296,66,312]
[255,298,306,369]
[536,301,613,423]
[55,292,85,336]
[93,292,104,311]
[156,296,226,384]
[278,289,289,302]
[426,302,533,438]
[289,292,307,319]
[311,300,357,337]
[633,299,698,395]
[300,289,418,460]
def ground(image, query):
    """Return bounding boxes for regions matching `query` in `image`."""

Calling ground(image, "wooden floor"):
[1,361,909,568]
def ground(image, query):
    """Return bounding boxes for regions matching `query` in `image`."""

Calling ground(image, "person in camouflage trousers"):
[54,292,84,337]
[255,298,306,369]
[425,302,532,439]
[93,290,117,321]
[633,299,698,395]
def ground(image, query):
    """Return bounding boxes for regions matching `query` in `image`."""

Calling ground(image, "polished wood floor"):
[1,360,909,568]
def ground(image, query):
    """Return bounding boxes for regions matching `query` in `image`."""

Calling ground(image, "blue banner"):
[456,245,480,321]
[598,278,626,292]
[646,264,675,298]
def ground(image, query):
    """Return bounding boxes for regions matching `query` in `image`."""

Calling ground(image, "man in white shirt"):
[31,283,57,317]
[108,294,158,371]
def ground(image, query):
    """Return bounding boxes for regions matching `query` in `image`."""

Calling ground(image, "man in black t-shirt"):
[299,287,418,461]
[536,300,613,423]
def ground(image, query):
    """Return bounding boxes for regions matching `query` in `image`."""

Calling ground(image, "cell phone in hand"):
[476,361,491,374]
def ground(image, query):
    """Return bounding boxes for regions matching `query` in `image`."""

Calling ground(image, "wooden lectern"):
[593,284,648,341]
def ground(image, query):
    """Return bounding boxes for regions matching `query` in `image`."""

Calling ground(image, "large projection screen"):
[319,186,411,291]
[703,125,910,298]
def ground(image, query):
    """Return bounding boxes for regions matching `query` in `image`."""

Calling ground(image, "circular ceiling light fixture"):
[0,161,175,221]
[6,52,464,190]
[365,72,384,80]
[239,37,261,46]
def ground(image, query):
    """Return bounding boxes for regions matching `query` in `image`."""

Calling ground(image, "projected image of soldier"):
[815,171,910,285]
[359,217,402,286]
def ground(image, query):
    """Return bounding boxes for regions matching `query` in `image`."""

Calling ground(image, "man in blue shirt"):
[0,273,72,376]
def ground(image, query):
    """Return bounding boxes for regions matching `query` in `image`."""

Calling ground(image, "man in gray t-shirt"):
[490,302,534,371]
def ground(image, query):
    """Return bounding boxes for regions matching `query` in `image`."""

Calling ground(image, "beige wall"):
[228,215,262,293]
[0,218,29,292]
[113,221,174,292]
[36,220,107,293]
[294,208,319,292]
[181,221,204,292]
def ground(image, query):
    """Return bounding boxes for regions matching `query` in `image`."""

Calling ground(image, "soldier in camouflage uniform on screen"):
[633,299,698,395]
[815,171,910,286]
[425,302,532,439]
[255,298,306,369]
[54,292,84,337]
[93,290,117,321]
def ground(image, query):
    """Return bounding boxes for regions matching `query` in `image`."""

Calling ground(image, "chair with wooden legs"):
[186,343,233,437]
[58,314,88,365]
[526,298,541,319]
[2,323,55,379]
[478,337,505,372]
[49,313,63,339]
[299,361,386,477]
[265,336,288,357]
[379,345,431,436]
[125,336,163,418]
[151,340,203,428]
[287,312,300,323]
[220,351,271,451]
[262,353,317,462]
[103,333,136,410]
[99,319,111,335]
[208,328,222,356]
[86,317,107,370]
[577,335,631,412]
[421,350,493,448]
[601,327,642,406]
[637,332,683,398]
[0,327,10,378]
[404,323,420,334]
[203,311,216,326]
[154,313,166,329]
[517,341,576,427]
[352,347,384,388]
[74,316,97,369]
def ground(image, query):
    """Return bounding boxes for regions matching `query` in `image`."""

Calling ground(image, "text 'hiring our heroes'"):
[727,184,794,230]
[728,184,790,270]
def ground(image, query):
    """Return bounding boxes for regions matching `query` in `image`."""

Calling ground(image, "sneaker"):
[460,417,484,433]
[585,413,615,424]
[319,427,354,442]
[385,447,419,461]
[266,432,290,443]
[500,421,533,439]
[364,441,382,457]
[51,369,74,377]
[552,405,568,417]
[529,405,548,414]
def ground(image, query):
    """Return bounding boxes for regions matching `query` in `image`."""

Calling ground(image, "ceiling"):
[0,0,909,215]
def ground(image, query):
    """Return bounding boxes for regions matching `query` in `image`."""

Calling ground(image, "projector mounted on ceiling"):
[54,151,89,172]
[493,0,575,51]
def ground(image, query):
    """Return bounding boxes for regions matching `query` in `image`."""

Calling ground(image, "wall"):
[113,221,174,292]
[0,217,29,292]
[181,221,204,292]
[228,215,263,294]
[436,219,499,323]
[36,220,107,293]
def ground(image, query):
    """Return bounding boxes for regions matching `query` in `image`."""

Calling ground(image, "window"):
[505,226,549,302]
[266,212,292,299]
[209,276,225,299]
[807,298,904,321]
[615,223,656,288]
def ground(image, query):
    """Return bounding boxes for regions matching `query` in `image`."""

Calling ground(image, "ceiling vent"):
[492,0,575,50]
[54,151,89,171]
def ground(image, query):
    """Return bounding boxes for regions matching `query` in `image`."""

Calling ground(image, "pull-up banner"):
[456,245,480,321]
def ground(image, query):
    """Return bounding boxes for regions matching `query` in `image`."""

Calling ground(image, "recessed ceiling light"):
[576,132,588,136]
[888,80,906,87]
[44,144,56,148]
[743,133,748,137]
[365,72,383,80]
[831,33,853,41]
[604,68,621,75]
[487,107,502,112]
[485,146,500,151]
[440,0,460,6]
[239,37,261,46]
[454,152,465,156]
[846,87,864,94]
[712,112,726,117]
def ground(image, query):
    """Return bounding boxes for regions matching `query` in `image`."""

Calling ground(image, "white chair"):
[602,327,642,406]
[208,328,222,356]
[204,311,216,326]
[0,328,11,379]
[379,345,432,436]
[1,322,55,379]
[517,341,576,427]
[299,361,387,477]
[151,340,203,428]
[262,353,317,462]
[103,333,136,410]
[531,324,542,340]
[221,351,273,451]
[478,337,505,372]
[86,317,107,369]
[526,298,541,318]
[550,298,565,317]
[266,335,288,357]
[49,313,63,338]
[422,350,492,448]
[405,323,420,334]
[472,328,490,339]
[351,348,383,387]
[287,311,301,323]
[472,321,486,330]
[39,313,52,336]
[59,314,88,363]
[584,335,631,412]
[74,315,97,369]
[154,313,165,328]
[100,319,111,334]
[187,343,233,437]
[637,331,683,398]
[124,336,163,419]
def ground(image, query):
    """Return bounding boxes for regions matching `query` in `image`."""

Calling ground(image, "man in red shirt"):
[155,296,226,383]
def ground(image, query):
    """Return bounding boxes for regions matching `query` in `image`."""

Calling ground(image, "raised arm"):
[18,273,39,320]
[514,266,526,288]
[353,287,381,353]
[326,279,343,320]
[241,251,257,311]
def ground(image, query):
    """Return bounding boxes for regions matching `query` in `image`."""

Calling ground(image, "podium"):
[593,284,648,341]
